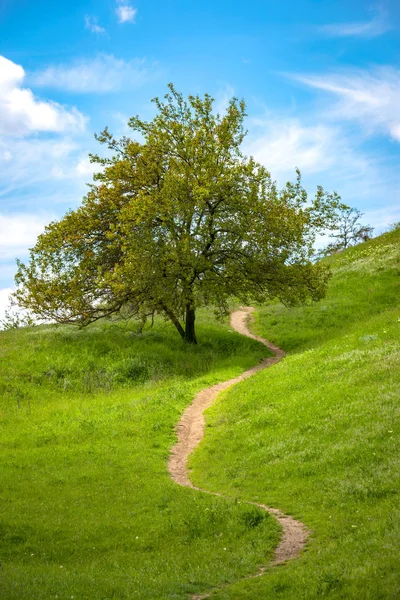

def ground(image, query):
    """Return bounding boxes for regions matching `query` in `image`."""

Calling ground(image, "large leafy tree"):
[15,85,341,343]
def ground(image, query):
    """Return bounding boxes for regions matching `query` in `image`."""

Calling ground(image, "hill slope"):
[1,230,398,599]
[0,312,279,600]
[191,229,400,599]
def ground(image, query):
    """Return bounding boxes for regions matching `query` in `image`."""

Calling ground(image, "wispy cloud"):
[364,205,400,230]
[214,84,236,115]
[0,137,87,194]
[0,213,52,260]
[0,55,85,135]
[246,120,335,175]
[320,7,390,38]
[84,15,106,34]
[116,1,137,24]
[30,54,157,93]
[244,117,372,182]
[244,111,400,226]
[75,155,97,177]
[0,155,91,301]
[292,67,400,141]
[0,57,94,223]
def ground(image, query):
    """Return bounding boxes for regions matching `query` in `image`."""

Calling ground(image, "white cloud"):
[0,134,100,230]
[0,137,80,192]
[0,56,91,261]
[116,1,137,23]
[364,205,400,232]
[292,67,400,142]
[320,7,390,38]
[0,213,52,260]
[85,15,106,34]
[243,113,400,224]
[245,119,351,176]
[0,55,86,136]
[30,54,155,93]
[75,155,96,177]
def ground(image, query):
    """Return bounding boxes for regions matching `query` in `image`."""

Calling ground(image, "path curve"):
[168,307,309,599]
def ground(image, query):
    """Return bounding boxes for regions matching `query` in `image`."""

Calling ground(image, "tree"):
[319,206,374,257]
[0,296,35,331]
[15,85,341,344]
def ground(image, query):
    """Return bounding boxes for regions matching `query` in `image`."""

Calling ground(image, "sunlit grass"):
[2,229,399,599]
[0,311,279,600]
[190,229,400,598]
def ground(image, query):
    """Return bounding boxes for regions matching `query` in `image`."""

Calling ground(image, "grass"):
[190,229,400,599]
[0,310,280,600]
[2,229,399,599]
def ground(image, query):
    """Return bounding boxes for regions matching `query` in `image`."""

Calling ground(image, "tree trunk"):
[161,303,197,344]
[184,304,197,344]
[162,305,186,340]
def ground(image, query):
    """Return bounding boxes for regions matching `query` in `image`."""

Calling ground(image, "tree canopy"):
[15,85,341,343]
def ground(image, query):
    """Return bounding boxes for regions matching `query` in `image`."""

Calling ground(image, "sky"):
[1,0,400,319]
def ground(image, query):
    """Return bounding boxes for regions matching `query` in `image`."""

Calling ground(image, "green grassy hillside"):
[1,229,399,599]
[191,229,400,598]
[0,312,279,600]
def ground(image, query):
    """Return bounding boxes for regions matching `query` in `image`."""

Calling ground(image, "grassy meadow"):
[190,228,400,598]
[0,313,279,600]
[1,228,399,599]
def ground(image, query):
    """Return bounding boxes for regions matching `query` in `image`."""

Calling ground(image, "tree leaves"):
[15,84,339,343]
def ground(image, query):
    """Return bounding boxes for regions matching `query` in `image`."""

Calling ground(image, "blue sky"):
[1,0,400,317]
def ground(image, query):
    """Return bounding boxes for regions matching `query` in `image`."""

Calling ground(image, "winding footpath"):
[168,307,309,599]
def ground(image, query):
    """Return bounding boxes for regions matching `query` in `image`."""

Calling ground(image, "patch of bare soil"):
[168,307,309,599]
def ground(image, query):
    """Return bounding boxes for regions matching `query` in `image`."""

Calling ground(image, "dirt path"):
[168,307,309,599]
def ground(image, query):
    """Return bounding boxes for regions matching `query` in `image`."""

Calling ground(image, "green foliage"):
[190,229,400,598]
[15,85,340,343]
